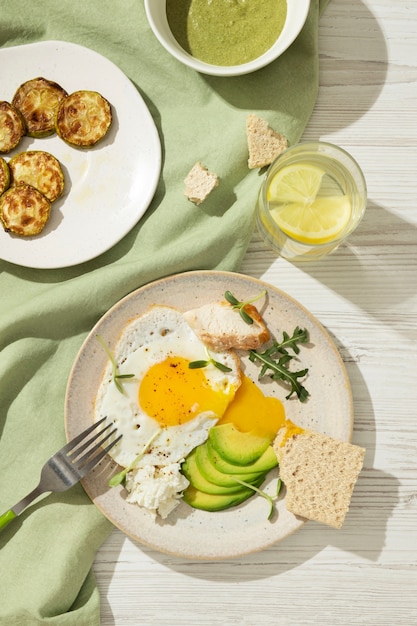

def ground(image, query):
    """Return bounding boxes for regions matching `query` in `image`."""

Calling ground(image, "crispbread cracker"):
[184,161,219,205]
[246,114,288,169]
[274,428,365,529]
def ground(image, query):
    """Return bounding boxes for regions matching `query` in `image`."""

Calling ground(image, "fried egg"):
[94,305,241,470]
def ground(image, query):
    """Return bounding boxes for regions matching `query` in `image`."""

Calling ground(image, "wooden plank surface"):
[94,1,417,624]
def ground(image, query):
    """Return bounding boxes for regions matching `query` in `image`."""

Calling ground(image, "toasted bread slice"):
[55,90,112,147]
[9,150,65,202]
[0,101,26,152]
[0,157,10,195]
[184,301,270,351]
[184,161,219,205]
[274,424,365,529]
[246,114,288,169]
[12,77,68,138]
[0,183,51,237]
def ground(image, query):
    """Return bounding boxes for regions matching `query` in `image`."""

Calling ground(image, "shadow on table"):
[94,348,397,625]
[246,201,417,343]
[203,0,387,138]
[110,465,398,586]
[95,354,397,594]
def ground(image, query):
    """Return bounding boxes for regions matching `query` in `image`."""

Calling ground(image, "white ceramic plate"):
[0,41,161,269]
[65,271,353,560]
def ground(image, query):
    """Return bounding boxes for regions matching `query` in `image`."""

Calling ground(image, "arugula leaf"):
[249,327,310,402]
[271,326,309,355]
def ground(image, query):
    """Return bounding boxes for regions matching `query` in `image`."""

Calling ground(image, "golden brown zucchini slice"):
[55,90,112,147]
[0,183,51,237]
[0,156,10,195]
[12,77,68,138]
[0,101,26,152]
[9,150,65,202]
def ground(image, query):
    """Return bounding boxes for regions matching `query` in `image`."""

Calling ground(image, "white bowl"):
[144,0,311,77]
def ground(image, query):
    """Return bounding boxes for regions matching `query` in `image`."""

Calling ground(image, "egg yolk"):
[139,356,235,427]
[217,374,286,439]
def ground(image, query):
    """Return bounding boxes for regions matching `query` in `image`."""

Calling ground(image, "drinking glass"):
[256,142,367,261]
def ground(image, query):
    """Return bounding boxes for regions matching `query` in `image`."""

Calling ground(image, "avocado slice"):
[195,442,266,487]
[209,423,272,465]
[182,449,245,495]
[182,484,256,512]
[207,440,278,475]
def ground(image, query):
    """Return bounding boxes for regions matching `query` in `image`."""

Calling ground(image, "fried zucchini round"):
[0,156,10,195]
[0,101,26,153]
[0,183,51,237]
[55,90,112,147]
[9,150,65,202]
[12,77,68,138]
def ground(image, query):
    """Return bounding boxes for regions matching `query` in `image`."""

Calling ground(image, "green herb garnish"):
[96,334,135,394]
[233,478,275,519]
[224,289,267,325]
[109,429,162,487]
[189,346,232,373]
[249,327,310,402]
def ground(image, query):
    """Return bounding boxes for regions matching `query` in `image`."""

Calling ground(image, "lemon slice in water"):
[267,163,352,245]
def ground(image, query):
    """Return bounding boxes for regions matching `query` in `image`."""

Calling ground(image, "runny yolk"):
[139,356,235,427]
[217,374,286,439]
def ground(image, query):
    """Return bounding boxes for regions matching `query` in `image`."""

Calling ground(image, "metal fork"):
[0,417,121,532]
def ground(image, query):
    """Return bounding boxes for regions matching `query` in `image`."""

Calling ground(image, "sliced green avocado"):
[209,423,272,465]
[182,484,256,512]
[182,449,244,495]
[195,442,266,487]
[206,440,278,475]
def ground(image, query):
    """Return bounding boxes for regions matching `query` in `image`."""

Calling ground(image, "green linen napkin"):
[0,1,329,623]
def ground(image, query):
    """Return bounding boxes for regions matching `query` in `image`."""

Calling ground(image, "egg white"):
[94,305,241,469]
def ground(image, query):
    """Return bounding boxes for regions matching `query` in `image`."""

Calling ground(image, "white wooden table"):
[94,2,417,624]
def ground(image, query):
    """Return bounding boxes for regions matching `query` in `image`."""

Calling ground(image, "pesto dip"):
[166,0,287,67]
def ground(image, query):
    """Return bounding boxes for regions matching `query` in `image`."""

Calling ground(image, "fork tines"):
[66,417,122,476]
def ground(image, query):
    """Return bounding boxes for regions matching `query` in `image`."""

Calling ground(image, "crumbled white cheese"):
[125,462,189,519]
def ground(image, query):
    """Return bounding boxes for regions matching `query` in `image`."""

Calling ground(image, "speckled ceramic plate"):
[0,41,161,269]
[65,271,353,560]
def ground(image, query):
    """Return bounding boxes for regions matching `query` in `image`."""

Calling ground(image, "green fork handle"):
[0,509,17,531]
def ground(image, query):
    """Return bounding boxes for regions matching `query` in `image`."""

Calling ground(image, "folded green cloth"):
[0,1,329,623]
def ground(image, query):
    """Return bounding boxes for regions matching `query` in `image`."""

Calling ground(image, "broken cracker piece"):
[184,161,219,205]
[246,114,288,169]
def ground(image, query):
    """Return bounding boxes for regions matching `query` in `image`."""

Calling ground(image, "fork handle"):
[0,509,17,531]
[0,485,43,533]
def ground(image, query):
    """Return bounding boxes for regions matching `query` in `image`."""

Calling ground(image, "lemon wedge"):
[267,163,352,245]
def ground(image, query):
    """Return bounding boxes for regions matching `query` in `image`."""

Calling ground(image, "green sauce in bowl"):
[166,0,287,67]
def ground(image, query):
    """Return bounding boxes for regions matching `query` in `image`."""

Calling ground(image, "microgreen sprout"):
[188,346,232,373]
[109,429,162,487]
[96,334,135,394]
[224,289,267,325]
[232,478,276,520]
[229,476,284,520]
